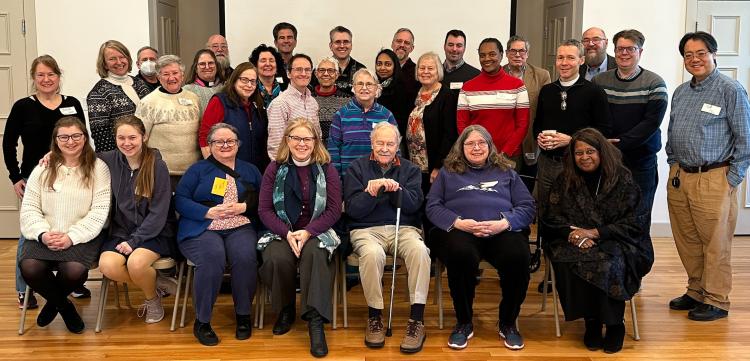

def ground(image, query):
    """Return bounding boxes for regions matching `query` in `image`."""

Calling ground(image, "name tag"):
[524,152,536,160]
[59,107,77,115]
[450,82,463,90]
[276,77,284,83]
[178,98,193,106]
[701,103,721,115]
[211,177,228,196]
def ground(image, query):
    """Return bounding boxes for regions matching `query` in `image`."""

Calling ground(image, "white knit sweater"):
[135,89,201,175]
[20,159,111,245]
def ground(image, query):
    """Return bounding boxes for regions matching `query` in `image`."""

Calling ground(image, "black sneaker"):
[669,294,700,311]
[447,323,474,349]
[71,285,91,299]
[18,292,39,309]
[236,314,252,340]
[194,320,219,346]
[687,304,728,321]
[498,323,525,350]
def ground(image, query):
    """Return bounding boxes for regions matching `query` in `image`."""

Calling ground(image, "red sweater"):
[456,69,530,157]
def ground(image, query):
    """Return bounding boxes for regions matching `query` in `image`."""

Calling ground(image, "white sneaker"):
[138,294,164,323]
[156,274,178,297]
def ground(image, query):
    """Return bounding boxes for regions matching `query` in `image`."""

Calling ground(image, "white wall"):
[35,0,150,110]
[225,0,511,71]
[583,0,688,237]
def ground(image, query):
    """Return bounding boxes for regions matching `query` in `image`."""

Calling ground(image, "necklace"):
[595,174,601,196]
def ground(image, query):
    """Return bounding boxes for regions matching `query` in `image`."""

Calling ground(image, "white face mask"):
[140,60,157,77]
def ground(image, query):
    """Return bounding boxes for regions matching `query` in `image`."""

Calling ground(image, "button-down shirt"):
[666,69,750,187]
[266,86,321,160]
[585,57,609,81]
[444,59,466,73]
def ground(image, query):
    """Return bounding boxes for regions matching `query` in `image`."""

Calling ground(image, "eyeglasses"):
[56,133,84,142]
[615,46,639,54]
[238,77,257,86]
[317,68,337,75]
[354,82,377,90]
[288,135,316,144]
[291,67,313,74]
[507,49,528,55]
[463,140,488,149]
[393,39,413,47]
[210,139,238,147]
[560,91,567,111]
[332,40,351,46]
[683,50,710,61]
[582,37,606,45]
[198,61,216,68]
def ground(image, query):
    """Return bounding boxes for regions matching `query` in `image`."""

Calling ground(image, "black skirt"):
[101,235,177,258]
[552,261,625,325]
[20,233,104,269]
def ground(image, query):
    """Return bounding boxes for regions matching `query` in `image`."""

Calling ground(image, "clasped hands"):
[41,232,73,251]
[536,132,571,151]
[455,218,510,238]
[206,202,246,220]
[568,226,598,249]
[286,229,311,258]
[365,178,400,197]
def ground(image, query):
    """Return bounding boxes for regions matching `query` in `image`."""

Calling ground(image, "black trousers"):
[433,228,530,325]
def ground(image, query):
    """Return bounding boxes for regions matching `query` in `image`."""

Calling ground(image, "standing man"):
[135,46,160,92]
[442,29,481,96]
[273,22,298,71]
[457,38,529,168]
[579,27,616,81]
[503,35,551,189]
[593,29,667,267]
[345,122,430,354]
[391,28,420,98]
[666,31,750,321]
[328,26,366,95]
[206,34,233,78]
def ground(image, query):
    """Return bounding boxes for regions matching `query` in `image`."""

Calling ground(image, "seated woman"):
[258,118,341,358]
[98,115,177,324]
[19,117,111,333]
[542,127,651,354]
[426,125,535,351]
[175,123,262,346]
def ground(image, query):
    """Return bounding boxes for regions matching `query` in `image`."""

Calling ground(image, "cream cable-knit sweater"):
[136,89,201,175]
[20,159,111,245]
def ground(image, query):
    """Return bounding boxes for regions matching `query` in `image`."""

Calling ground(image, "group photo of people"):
[3,11,749,360]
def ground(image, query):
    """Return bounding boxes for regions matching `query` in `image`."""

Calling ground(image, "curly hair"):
[443,125,514,173]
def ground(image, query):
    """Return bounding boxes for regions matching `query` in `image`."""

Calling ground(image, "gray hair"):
[394,28,415,43]
[156,54,185,73]
[370,122,401,143]
[317,56,339,71]
[352,68,382,98]
[506,35,530,52]
[416,51,444,82]
[207,123,240,144]
[559,39,584,57]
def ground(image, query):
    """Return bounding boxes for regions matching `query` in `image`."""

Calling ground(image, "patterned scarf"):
[406,85,441,172]
[258,79,281,107]
[256,163,340,258]
[105,72,140,106]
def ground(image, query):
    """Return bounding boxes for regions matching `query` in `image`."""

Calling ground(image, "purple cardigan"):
[258,161,342,237]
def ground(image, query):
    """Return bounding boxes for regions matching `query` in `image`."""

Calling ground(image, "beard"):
[217,54,231,70]
[585,51,605,67]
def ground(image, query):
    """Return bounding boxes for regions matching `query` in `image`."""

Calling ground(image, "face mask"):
[140,60,156,76]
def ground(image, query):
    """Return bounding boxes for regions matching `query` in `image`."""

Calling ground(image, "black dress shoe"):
[308,311,328,357]
[603,322,625,354]
[236,314,252,340]
[688,304,728,321]
[193,320,219,346]
[273,305,296,335]
[58,300,84,334]
[583,319,603,351]
[37,301,59,327]
[669,294,701,310]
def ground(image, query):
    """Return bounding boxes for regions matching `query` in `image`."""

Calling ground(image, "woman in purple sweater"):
[258,118,341,358]
[426,125,535,351]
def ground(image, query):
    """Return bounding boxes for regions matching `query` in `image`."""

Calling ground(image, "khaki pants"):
[351,225,431,309]
[667,164,737,310]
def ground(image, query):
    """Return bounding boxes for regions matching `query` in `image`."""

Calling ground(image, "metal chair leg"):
[95,278,110,333]
[170,261,185,332]
[341,255,348,328]
[630,296,640,340]
[113,282,121,309]
[332,254,339,330]
[541,254,550,312]
[436,259,443,330]
[253,277,261,328]
[180,265,193,328]
[550,260,561,337]
[18,285,31,335]
[123,283,132,308]
[258,286,265,329]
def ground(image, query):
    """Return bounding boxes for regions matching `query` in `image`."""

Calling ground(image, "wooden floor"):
[1,237,749,360]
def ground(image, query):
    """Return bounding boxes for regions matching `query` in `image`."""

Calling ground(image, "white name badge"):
[276,77,285,83]
[450,82,463,90]
[701,103,721,116]
[524,152,536,160]
[59,107,77,115]
[178,98,193,106]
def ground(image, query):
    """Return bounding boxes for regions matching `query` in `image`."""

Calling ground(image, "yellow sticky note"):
[211,177,228,196]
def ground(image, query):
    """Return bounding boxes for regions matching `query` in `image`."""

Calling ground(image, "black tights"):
[20,259,88,306]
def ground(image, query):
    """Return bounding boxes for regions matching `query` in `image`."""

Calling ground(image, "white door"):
[697,0,750,235]
[149,0,179,56]
[543,0,583,79]
[0,0,32,237]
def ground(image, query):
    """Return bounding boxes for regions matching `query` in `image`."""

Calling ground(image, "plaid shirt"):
[666,69,750,187]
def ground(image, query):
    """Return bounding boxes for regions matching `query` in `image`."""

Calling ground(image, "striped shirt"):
[457,69,530,157]
[327,99,397,178]
[266,86,321,160]
[666,69,750,187]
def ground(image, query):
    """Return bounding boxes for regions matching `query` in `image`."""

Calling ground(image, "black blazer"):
[579,54,616,78]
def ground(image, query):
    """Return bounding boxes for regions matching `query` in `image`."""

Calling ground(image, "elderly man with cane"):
[344,122,431,353]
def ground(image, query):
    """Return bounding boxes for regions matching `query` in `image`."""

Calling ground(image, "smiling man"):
[666,31,750,322]
[592,29,667,269]
[579,27,616,81]
[328,26,366,95]
[442,29,481,95]
[391,28,420,99]
[457,38,529,169]
[206,34,233,78]
[273,22,298,70]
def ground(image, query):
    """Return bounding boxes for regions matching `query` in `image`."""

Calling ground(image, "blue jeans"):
[17,235,27,293]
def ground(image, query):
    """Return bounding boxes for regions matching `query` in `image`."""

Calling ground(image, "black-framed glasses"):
[560,91,567,111]
[56,133,84,142]
[291,67,313,74]
[507,49,528,55]
[316,68,337,75]
[238,77,257,85]
[582,37,606,44]
[210,139,238,147]
[615,46,639,54]
[288,135,316,144]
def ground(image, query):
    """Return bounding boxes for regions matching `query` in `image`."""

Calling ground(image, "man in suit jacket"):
[579,27,616,80]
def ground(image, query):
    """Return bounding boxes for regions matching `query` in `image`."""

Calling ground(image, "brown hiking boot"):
[400,319,426,353]
[365,316,385,348]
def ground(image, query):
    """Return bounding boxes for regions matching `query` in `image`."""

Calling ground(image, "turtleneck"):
[293,157,311,167]
[560,74,579,87]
